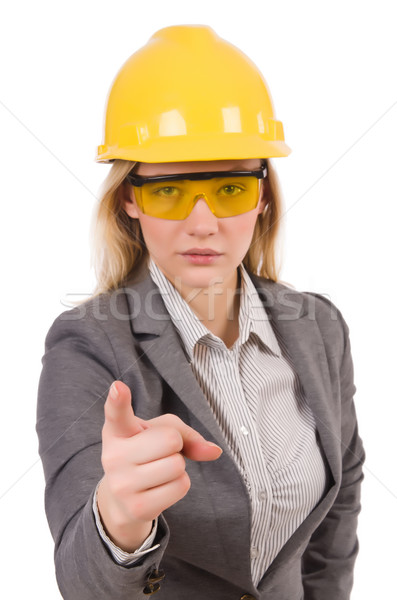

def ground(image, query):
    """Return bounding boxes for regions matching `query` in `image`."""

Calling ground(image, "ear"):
[119,182,140,219]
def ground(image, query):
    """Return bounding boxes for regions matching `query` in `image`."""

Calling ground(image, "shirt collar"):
[238,266,281,357]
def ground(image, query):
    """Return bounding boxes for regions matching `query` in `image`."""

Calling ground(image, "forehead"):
[135,159,263,177]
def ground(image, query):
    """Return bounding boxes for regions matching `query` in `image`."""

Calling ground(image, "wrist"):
[96,477,152,552]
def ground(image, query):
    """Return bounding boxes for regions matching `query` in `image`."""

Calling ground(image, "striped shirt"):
[93,261,327,586]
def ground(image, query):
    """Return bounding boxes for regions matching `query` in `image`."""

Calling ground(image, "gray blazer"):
[36,268,364,600]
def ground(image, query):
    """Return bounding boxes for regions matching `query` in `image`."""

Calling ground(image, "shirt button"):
[240,425,249,436]
[250,546,259,559]
[258,490,267,501]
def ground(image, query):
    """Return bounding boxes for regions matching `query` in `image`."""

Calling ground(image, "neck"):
[176,269,242,348]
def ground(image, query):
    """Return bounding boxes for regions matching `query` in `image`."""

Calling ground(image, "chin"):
[181,269,230,290]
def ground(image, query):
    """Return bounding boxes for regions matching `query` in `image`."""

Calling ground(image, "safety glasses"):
[126,162,267,220]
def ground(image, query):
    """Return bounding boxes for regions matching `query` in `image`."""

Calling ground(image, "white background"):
[1,1,396,597]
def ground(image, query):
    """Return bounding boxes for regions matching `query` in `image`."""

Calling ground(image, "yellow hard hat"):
[96,25,291,163]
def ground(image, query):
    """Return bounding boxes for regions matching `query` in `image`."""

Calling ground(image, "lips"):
[182,248,221,255]
[180,248,222,265]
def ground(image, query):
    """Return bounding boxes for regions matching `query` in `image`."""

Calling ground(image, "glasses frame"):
[126,161,268,187]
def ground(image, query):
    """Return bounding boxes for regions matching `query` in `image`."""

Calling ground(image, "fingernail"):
[110,382,119,400]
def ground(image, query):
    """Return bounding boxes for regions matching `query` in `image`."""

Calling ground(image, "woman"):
[36,25,364,600]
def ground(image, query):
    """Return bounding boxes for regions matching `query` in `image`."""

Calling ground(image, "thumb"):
[103,380,145,438]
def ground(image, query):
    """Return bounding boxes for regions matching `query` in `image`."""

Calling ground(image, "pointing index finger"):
[103,381,145,439]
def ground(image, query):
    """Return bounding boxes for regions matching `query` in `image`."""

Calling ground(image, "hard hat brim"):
[96,135,292,164]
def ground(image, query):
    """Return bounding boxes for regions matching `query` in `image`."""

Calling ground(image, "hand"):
[97,380,222,551]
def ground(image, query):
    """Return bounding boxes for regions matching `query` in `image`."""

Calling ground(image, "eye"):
[153,186,181,197]
[218,184,245,196]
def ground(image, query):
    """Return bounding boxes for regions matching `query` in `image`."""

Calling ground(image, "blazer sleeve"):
[36,305,170,600]
[301,298,365,600]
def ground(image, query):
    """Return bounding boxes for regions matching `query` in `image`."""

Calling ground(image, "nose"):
[184,196,219,236]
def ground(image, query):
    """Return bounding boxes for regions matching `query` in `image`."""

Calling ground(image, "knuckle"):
[101,446,120,472]
[164,413,181,426]
[157,413,181,429]
[170,452,186,477]
[101,451,115,472]
[101,443,133,477]
[178,472,191,496]
[162,427,183,452]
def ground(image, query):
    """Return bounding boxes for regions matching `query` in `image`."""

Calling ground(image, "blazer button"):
[240,595,257,600]
[143,582,161,595]
[147,569,165,584]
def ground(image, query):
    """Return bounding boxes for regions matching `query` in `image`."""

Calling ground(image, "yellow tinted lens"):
[208,176,259,218]
[135,176,259,220]
[136,181,192,219]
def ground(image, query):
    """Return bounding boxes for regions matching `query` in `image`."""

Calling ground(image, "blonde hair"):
[89,159,287,298]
